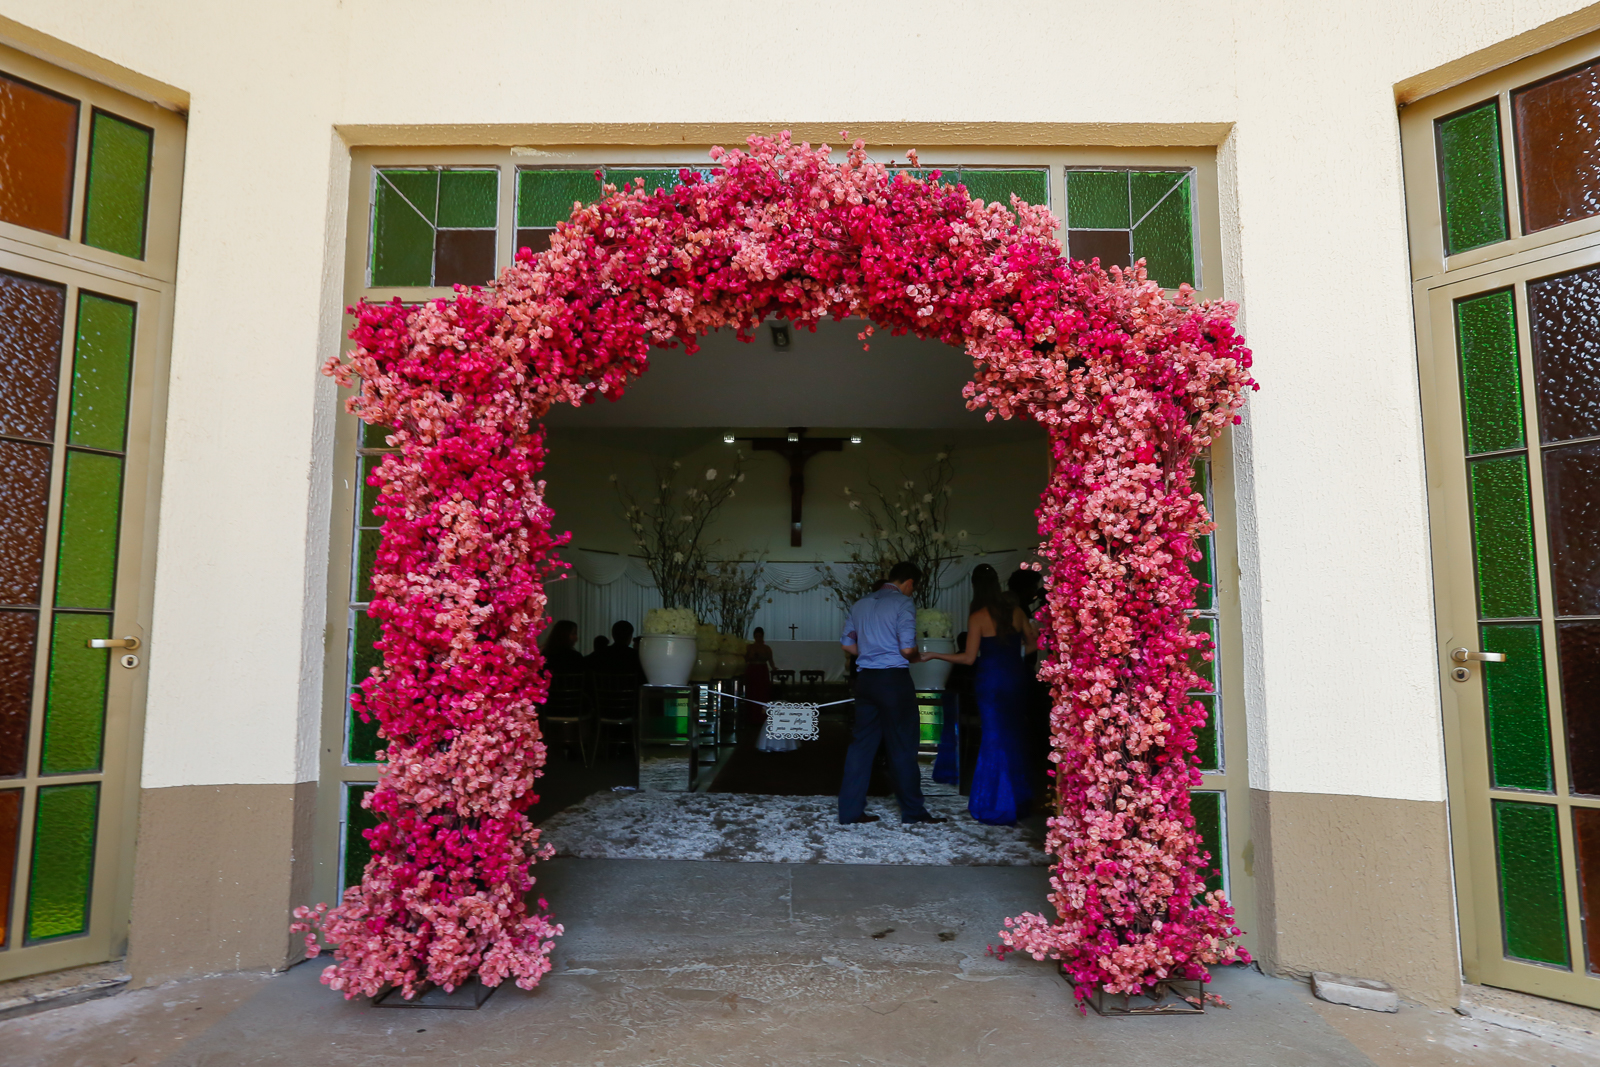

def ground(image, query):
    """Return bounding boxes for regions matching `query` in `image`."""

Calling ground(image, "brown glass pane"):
[1513,59,1600,234]
[433,229,496,287]
[1068,229,1132,271]
[0,439,53,606]
[1576,807,1600,974]
[0,610,36,777]
[0,269,67,442]
[1542,441,1600,617]
[0,74,79,238]
[1559,621,1600,797]
[514,228,553,258]
[0,788,20,945]
[1528,264,1600,444]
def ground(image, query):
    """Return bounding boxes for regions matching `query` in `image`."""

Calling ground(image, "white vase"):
[638,634,696,686]
[689,649,718,682]
[908,637,955,690]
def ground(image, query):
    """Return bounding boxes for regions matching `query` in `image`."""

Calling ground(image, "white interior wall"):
[4,0,1595,800]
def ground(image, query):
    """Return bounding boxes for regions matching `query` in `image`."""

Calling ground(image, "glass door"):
[0,250,161,980]
[1425,244,1600,1007]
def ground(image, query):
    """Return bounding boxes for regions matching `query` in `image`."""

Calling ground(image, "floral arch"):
[296,134,1255,1005]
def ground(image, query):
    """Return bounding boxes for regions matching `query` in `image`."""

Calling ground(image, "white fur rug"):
[540,759,1044,866]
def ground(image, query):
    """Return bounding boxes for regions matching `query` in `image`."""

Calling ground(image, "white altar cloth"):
[765,640,848,682]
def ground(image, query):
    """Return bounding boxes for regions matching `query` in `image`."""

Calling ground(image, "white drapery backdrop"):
[544,549,1029,645]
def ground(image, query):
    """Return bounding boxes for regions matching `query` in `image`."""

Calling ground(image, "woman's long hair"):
[969,564,1016,637]
[541,619,578,654]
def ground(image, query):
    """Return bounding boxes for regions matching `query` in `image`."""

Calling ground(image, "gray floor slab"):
[146,859,1375,1067]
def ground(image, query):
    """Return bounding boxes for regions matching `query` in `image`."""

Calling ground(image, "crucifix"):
[748,427,847,547]
[788,623,800,640]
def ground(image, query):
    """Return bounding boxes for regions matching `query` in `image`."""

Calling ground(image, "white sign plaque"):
[763,702,821,741]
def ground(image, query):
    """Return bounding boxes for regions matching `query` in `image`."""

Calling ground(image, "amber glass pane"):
[53,451,123,610]
[1513,59,1600,234]
[0,74,79,238]
[0,269,67,443]
[1492,799,1570,966]
[26,780,98,941]
[342,783,378,893]
[1478,623,1552,791]
[0,438,53,606]
[68,293,135,453]
[1189,790,1224,895]
[1454,289,1525,455]
[41,612,109,774]
[1541,441,1600,617]
[1558,621,1600,797]
[433,229,496,288]
[1068,229,1132,270]
[0,787,19,945]
[1437,101,1509,255]
[1527,264,1600,445]
[81,110,153,259]
[515,228,554,257]
[1467,455,1539,619]
[1575,807,1600,974]
[0,610,36,778]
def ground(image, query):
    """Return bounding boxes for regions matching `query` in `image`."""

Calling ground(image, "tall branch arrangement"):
[614,456,744,610]
[825,451,971,610]
[306,133,1254,1006]
[707,556,769,637]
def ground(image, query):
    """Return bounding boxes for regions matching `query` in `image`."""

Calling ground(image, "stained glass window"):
[82,110,153,260]
[1436,101,1509,255]
[0,73,78,238]
[1512,58,1600,235]
[370,167,498,287]
[1065,169,1195,288]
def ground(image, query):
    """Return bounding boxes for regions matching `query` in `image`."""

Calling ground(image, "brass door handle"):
[1451,647,1504,663]
[88,636,141,651]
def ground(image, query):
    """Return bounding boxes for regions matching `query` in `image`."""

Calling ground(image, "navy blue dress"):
[968,632,1033,825]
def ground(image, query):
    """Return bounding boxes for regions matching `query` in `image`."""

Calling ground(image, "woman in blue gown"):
[924,565,1037,825]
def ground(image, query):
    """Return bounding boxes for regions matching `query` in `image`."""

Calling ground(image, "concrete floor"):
[2,859,1590,1067]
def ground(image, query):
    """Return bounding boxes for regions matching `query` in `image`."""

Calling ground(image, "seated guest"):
[588,634,610,657]
[603,620,643,683]
[540,619,585,677]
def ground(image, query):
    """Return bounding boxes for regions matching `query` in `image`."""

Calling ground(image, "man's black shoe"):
[902,813,950,825]
[840,814,882,825]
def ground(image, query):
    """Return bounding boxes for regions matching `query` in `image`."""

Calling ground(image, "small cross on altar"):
[748,427,846,547]
[788,623,800,640]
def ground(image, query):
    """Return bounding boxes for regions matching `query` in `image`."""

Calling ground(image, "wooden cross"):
[788,623,799,640]
[748,427,846,547]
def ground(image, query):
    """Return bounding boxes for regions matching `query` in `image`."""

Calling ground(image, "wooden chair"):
[591,672,641,760]
[771,669,796,689]
[800,669,825,690]
[541,672,591,765]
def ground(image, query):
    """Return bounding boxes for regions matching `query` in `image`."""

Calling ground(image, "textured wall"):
[0,0,1594,806]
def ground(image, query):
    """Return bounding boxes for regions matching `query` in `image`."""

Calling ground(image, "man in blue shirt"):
[838,561,946,825]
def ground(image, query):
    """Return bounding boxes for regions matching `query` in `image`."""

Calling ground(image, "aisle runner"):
[541,763,1044,866]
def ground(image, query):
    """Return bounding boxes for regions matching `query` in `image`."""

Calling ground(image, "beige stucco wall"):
[5,0,1599,992]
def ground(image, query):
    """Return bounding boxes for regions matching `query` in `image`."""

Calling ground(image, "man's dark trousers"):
[838,667,931,823]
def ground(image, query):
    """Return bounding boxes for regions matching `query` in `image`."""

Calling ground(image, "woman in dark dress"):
[924,565,1036,825]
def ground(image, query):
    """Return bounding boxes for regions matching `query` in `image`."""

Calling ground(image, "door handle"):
[1451,647,1504,663]
[88,636,141,651]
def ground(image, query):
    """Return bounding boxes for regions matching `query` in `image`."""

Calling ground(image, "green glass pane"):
[81,111,151,259]
[360,420,395,450]
[1067,171,1129,229]
[354,528,381,604]
[901,167,953,188]
[357,453,385,528]
[1455,289,1525,454]
[958,169,1048,210]
[1479,623,1553,791]
[68,293,135,453]
[1188,615,1217,688]
[53,451,123,610]
[1189,790,1224,895]
[1190,459,1214,611]
[41,612,110,774]
[370,170,436,287]
[436,169,497,229]
[1131,171,1185,221]
[1468,455,1540,618]
[516,169,602,228]
[1438,102,1509,255]
[26,781,98,941]
[341,783,378,893]
[1132,175,1196,288]
[349,608,382,687]
[1191,694,1220,773]
[1493,799,1570,966]
[606,168,684,197]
